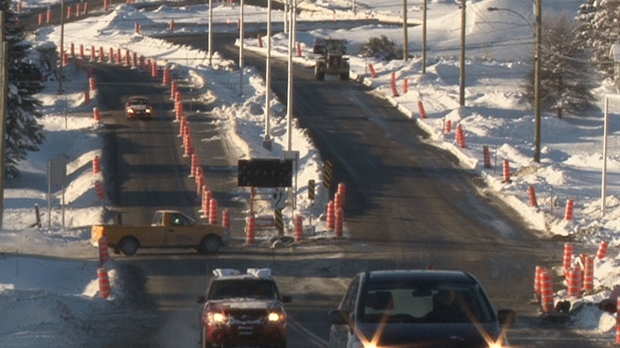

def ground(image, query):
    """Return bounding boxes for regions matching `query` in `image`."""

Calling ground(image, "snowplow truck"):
[313,38,350,81]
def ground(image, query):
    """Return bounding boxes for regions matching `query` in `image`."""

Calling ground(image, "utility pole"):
[208,0,213,66]
[402,0,408,61]
[0,11,7,230]
[534,0,542,163]
[422,0,427,73]
[286,0,295,151]
[263,0,272,151]
[58,0,65,94]
[459,0,466,107]
[238,0,244,96]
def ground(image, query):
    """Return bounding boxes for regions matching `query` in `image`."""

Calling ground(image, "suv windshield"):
[361,282,495,324]
[208,279,279,300]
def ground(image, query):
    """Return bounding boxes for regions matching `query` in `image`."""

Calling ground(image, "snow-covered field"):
[1,0,619,346]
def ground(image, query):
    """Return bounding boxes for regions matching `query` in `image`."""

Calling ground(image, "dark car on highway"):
[125,95,153,120]
[197,268,291,348]
[327,270,515,348]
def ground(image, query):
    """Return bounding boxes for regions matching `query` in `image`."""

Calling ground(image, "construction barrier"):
[93,156,101,174]
[67,6,73,19]
[97,267,111,299]
[564,198,574,220]
[190,153,198,178]
[169,20,175,31]
[337,183,346,208]
[245,214,255,245]
[163,67,170,85]
[258,35,263,48]
[89,77,96,91]
[502,159,511,183]
[563,242,573,274]
[117,48,121,65]
[456,124,466,148]
[46,8,52,23]
[83,2,89,14]
[98,236,110,265]
[297,42,302,57]
[294,215,304,242]
[616,297,620,345]
[445,119,452,134]
[125,50,130,66]
[84,90,90,105]
[534,265,543,303]
[109,47,115,64]
[222,209,230,231]
[38,13,44,26]
[529,185,538,207]
[201,188,211,217]
[583,255,594,291]
[334,207,344,238]
[95,181,105,201]
[93,107,101,122]
[79,44,84,59]
[482,145,491,169]
[418,100,427,119]
[209,199,218,225]
[326,200,335,231]
[597,240,609,260]
[171,81,177,100]
[390,72,399,97]
[539,268,554,313]
[403,79,409,94]
[99,46,104,61]
[183,133,193,158]
[176,101,184,120]
[334,192,343,211]
[151,61,158,78]
[195,167,204,195]
[567,267,582,299]
[368,64,378,78]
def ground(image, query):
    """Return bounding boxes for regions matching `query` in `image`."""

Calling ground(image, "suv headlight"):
[207,312,226,323]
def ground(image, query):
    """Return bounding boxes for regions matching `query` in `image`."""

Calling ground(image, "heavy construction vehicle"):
[313,38,350,81]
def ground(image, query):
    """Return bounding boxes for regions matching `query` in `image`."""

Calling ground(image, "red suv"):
[197,268,291,348]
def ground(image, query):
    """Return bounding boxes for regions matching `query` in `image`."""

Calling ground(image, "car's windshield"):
[361,282,495,324]
[208,279,278,300]
[129,98,148,105]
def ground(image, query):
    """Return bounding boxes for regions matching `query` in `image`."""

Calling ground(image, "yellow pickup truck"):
[91,210,229,256]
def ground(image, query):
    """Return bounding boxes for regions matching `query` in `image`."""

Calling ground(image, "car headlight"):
[207,312,226,323]
[146,108,152,114]
[127,109,134,114]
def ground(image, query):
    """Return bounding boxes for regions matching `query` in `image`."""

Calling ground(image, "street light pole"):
[403,0,408,61]
[534,0,542,163]
[487,4,541,163]
[422,0,427,73]
[459,0,466,107]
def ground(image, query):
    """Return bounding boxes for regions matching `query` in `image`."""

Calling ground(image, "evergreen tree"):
[2,0,45,179]
[576,0,620,77]
[524,13,595,118]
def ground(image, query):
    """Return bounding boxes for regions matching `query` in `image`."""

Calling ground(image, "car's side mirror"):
[327,309,349,325]
[497,309,516,326]
[282,295,292,303]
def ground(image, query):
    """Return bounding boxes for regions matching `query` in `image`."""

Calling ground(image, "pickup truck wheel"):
[199,235,221,254]
[118,237,139,256]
